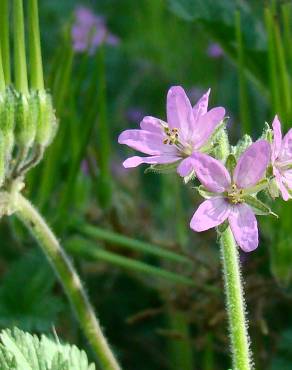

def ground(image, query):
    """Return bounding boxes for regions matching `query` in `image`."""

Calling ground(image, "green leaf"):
[243,195,277,217]
[0,252,63,332]
[0,327,95,370]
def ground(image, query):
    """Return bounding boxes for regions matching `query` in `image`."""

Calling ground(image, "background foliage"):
[0,0,292,369]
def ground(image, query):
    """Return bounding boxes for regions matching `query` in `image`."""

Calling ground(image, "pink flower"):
[118,86,225,170]
[207,43,224,58]
[72,6,119,54]
[185,140,271,252]
[271,115,292,201]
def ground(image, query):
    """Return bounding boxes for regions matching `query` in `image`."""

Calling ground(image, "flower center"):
[162,126,192,157]
[227,184,244,204]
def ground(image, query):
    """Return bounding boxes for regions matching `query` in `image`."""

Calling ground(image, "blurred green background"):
[1,0,292,369]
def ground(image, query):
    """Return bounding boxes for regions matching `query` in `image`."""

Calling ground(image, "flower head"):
[186,140,271,252]
[118,86,225,170]
[72,6,119,54]
[271,115,292,201]
[207,43,224,58]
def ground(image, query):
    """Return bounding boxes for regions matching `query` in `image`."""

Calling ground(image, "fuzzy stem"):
[219,226,252,370]
[15,193,121,370]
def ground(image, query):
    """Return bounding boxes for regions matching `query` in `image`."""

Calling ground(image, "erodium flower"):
[271,115,292,201]
[185,140,271,252]
[72,6,119,54]
[118,86,225,170]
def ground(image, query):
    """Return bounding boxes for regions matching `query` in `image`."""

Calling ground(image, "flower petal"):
[234,140,271,189]
[280,128,292,162]
[188,152,231,192]
[167,86,195,140]
[272,115,282,161]
[177,157,195,177]
[122,155,180,168]
[192,89,210,122]
[139,116,164,134]
[192,107,226,148]
[118,129,176,155]
[274,168,291,201]
[190,197,231,232]
[229,204,259,252]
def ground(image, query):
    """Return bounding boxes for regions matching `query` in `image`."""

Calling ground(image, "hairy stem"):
[15,193,121,370]
[219,226,252,370]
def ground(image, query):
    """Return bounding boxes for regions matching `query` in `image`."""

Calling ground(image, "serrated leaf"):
[0,252,63,332]
[0,328,96,370]
[243,195,277,217]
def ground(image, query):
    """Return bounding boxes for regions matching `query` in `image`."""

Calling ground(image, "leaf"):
[0,327,96,370]
[0,252,63,332]
[243,195,277,217]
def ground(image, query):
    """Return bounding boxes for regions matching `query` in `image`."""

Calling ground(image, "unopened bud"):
[35,91,57,148]
[14,92,36,148]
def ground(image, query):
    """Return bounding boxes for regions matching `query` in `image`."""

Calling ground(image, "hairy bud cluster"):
[0,87,57,188]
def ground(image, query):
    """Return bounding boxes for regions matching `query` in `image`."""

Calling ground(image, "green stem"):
[15,193,121,370]
[219,226,252,370]
[13,0,29,94]
[0,0,11,84]
[28,0,44,90]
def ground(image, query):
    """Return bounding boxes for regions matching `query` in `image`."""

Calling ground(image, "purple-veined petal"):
[177,157,195,177]
[280,128,292,162]
[234,140,271,189]
[167,86,195,140]
[272,115,282,162]
[122,155,180,168]
[189,152,231,193]
[139,116,165,134]
[229,204,259,252]
[192,107,226,148]
[118,129,176,156]
[274,168,291,201]
[190,197,231,232]
[192,89,210,122]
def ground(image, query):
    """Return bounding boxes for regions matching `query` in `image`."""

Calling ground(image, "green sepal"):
[200,118,227,154]
[14,92,36,148]
[213,127,230,162]
[242,178,268,195]
[217,220,229,234]
[196,185,215,199]
[243,194,278,217]
[231,134,252,159]
[183,169,196,184]
[225,154,237,175]
[261,122,273,143]
[267,177,279,199]
[0,88,15,169]
[144,161,180,175]
[35,91,57,147]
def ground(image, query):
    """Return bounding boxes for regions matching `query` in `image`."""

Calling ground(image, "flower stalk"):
[15,193,121,370]
[220,226,252,370]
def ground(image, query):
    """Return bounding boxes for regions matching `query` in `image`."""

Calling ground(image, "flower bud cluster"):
[0,87,57,188]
